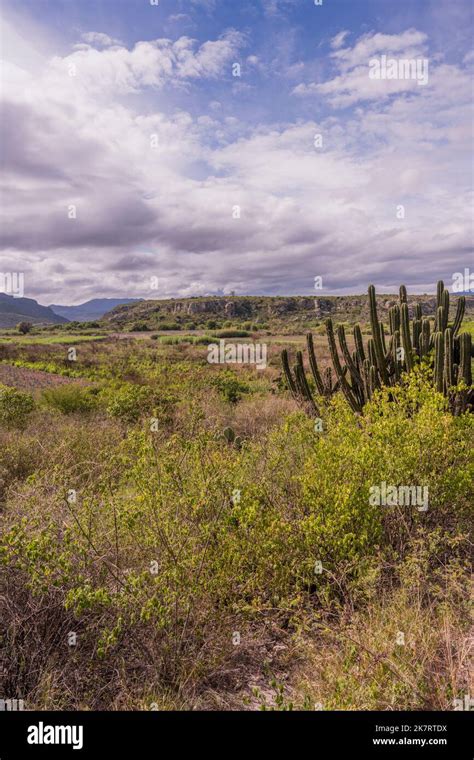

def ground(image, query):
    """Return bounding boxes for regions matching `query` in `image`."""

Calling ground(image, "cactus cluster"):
[217,426,243,449]
[282,282,473,416]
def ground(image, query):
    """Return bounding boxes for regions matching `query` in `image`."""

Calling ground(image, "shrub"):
[0,385,35,428]
[1,366,471,710]
[211,372,251,403]
[17,321,33,335]
[41,384,98,415]
[159,323,181,331]
[106,383,156,423]
[131,322,149,332]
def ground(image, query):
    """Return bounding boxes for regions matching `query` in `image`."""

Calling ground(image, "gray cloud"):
[0,29,472,303]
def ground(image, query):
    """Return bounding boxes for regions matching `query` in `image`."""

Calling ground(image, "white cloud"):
[331,29,428,71]
[293,29,435,107]
[43,31,245,99]
[80,32,123,48]
[330,31,349,50]
[0,27,472,301]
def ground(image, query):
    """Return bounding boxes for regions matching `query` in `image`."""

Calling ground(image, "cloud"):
[330,31,349,50]
[261,0,299,18]
[80,32,123,48]
[43,31,245,99]
[0,27,472,301]
[293,29,435,106]
[168,14,192,24]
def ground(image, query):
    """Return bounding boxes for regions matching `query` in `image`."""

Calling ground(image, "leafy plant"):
[0,384,35,428]
[41,384,98,415]
[211,372,250,403]
[106,383,156,423]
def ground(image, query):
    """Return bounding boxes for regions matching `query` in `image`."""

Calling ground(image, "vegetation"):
[0,289,472,711]
[17,321,33,335]
[282,282,473,415]
[0,384,35,428]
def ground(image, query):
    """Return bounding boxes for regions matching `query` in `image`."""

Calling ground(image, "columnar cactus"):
[282,281,473,416]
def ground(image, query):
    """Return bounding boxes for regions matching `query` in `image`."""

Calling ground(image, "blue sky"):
[1,0,473,302]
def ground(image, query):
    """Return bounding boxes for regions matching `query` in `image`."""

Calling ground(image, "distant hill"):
[102,293,474,333]
[49,298,142,322]
[0,293,68,328]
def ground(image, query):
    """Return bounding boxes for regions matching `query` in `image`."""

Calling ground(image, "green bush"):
[159,323,181,331]
[106,383,156,423]
[211,372,250,403]
[0,385,35,429]
[42,384,98,415]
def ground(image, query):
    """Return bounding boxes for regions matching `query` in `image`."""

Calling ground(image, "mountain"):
[0,293,68,328]
[103,293,474,333]
[49,298,142,322]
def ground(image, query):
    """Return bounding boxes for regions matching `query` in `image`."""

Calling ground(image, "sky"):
[0,0,473,304]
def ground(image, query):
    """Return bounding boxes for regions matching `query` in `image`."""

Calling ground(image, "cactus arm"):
[368,285,389,384]
[296,351,320,415]
[436,280,444,310]
[389,305,401,335]
[369,365,380,396]
[379,323,387,355]
[421,319,431,358]
[400,303,414,372]
[368,338,377,369]
[441,290,450,331]
[391,329,401,381]
[337,324,363,389]
[306,333,326,396]
[434,332,445,393]
[326,319,362,412]
[281,349,298,397]
[452,296,465,337]
[444,329,454,389]
[413,319,422,357]
[459,332,472,386]
[353,323,366,363]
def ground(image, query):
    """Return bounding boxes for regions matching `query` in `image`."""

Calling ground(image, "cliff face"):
[103,294,474,330]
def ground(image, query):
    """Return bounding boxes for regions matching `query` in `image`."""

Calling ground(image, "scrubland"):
[0,334,472,710]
